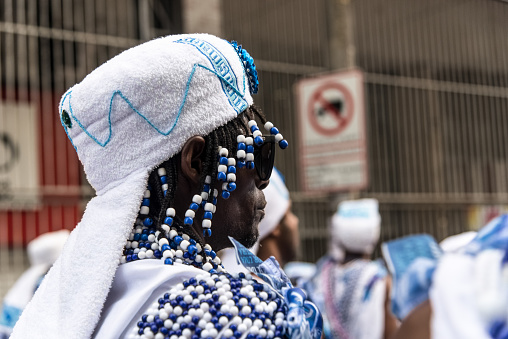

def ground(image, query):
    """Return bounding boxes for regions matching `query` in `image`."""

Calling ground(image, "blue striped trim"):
[175,37,248,114]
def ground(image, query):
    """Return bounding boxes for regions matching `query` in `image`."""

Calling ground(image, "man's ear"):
[180,136,206,185]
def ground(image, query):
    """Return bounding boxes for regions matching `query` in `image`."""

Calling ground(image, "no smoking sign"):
[296,69,367,192]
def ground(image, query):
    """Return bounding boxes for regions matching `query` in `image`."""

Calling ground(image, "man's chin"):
[238,229,259,249]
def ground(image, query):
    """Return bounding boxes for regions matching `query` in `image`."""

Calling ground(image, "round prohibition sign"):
[308,82,354,136]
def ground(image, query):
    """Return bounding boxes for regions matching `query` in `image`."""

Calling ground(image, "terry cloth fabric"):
[12,34,254,339]
[0,230,69,338]
[220,168,290,274]
[330,199,381,262]
[303,257,387,339]
[439,231,477,253]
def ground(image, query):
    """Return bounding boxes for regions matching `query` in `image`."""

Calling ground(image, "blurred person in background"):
[0,230,69,338]
[392,216,508,339]
[219,167,299,272]
[11,34,321,338]
[302,199,398,339]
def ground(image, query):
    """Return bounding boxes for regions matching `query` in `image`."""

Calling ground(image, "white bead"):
[238,324,247,333]
[173,306,183,316]
[218,164,227,173]
[204,244,212,251]
[184,209,195,218]
[255,304,263,313]
[249,325,259,335]
[144,328,154,338]
[213,257,222,265]
[167,230,177,239]
[159,310,169,320]
[222,182,229,191]
[162,184,169,191]
[191,195,202,204]
[219,316,229,326]
[200,329,209,338]
[213,189,218,197]
[237,135,246,143]
[203,312,212,321]
[184,295,193,304]
[243,318,253,327]
[204,203,214,212]
[196,285,204,294]
[239,298,248,306]
[179,240,189,251]
[140,206,149,215]
[164,319,173,328]
[195,255,203,263]
[158,168,167,176]
[245,137,253,145]
[276,311,285,318]
[138,251,146,259]
[218,295,228,304]
[201,192,209,201]
[198,320,207,329]
[237,150,246,159]
[259,328,267,338]
[143,190,151,198]
[230,306,239,316]
[253,130,262,138]
[246,153,254,162]
[202,219,211,228]
[205,175,212,184]
[155,333,164,339]
[199,303,208,313]
[120,256,126,264]
[264,121,273,130]
[172,323,180,330]
[203,262,213,271]
[212,205,217,214]
[148,234,156,242]
[227,173,236,182]
[164,304,173,313]
[151,243,159,250]
[228,158,236,166]
[183,234,190,240]
[248,120,257,128]
[224,329,234,338]
[275,133,283,142]
[146,315,154,322]
[241,306,252,315]
[208,328,218,337]
[196,243,202,253]
[182,328,192,338]
[159,239,169,247]
[175,250,183,257]
[219,148,229,157]
[166,208,176,217]
[254,319,263,328]
[251,297,260,305]
[161,224,170,233]
[267,330,275,338]
[274,317,283,326]
[220,304,230,314]
[259,291,268,300]
[131,241,139,248]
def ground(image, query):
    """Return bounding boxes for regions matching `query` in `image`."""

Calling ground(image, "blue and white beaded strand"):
[184,195,202,227]
[202,189,218,238]
[236,135,247,169]
[158,168,169,196]
[245,136,255,169]
[248,120,264,146]
[264,121,288,149]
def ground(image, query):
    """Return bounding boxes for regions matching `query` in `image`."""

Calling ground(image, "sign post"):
[296,69,367,192]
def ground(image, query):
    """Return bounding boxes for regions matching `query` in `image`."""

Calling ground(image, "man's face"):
[209,165,268,251]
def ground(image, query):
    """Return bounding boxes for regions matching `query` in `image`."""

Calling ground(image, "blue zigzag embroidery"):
[60,52,248,148]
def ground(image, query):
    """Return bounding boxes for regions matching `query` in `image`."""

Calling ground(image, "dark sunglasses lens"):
[254,142,275,180]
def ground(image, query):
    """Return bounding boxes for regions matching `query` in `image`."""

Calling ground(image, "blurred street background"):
[1,0,508,298]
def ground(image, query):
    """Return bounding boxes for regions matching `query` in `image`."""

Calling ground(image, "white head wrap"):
[330,199,381,261]
[12,34,255,338]
[27,229,70,267]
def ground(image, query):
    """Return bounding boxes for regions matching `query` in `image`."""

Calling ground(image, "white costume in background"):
[220,168,290,274]
[302,199,387,339]
[0,230,69,338]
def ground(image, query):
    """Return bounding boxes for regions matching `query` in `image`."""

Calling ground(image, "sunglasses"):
[253,135,276,181]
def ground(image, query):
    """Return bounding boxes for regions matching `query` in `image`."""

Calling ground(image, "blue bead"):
[141,234,149,241]
[179,301,187,309]
[195,328,202,335]
[219,157,228,165]
[210,250,217,259]
[164,216,173,225]
[189,239,197,245]
[141,198,150,206]
[237,142,246,150]
[133,233,141,241]
[137,328,144,335]
[192,335,200,339]
[222,191,230,199]
[137,321,144,328]
[227,182,236,192]
[126,254,132,262]
[176,295,183,302]
[217,172,227,181]
[142,229,149,234]
[189,202,199,211]
[270,127,279,135]
[212,197,217,205]
[254,136,263,146]
[211,316,218,324]
[203,229,212,237]
[160,327,169,335]
[247,145,254,153]
[161,244,170,251]
[180,323,188,329]
[164,258,173,265]
[237,161,246,168]
[188,245,197,255]
[176,330,182,336]
[247,161,255,169]
[190,291,198,298]
[184,217,193,225]
[160,175,167,184]
[174,236,183,245]
[203,184,210,192]
[132,254,138,260]
[155,318,164,327]
[227,165,236,173]
[215,323,223,331]
[250,125,259,132]
[202,212,212,221]
[234,331,242,338]
[279,139,288,149]
[183,252,190,259]
[142,314,148,322]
